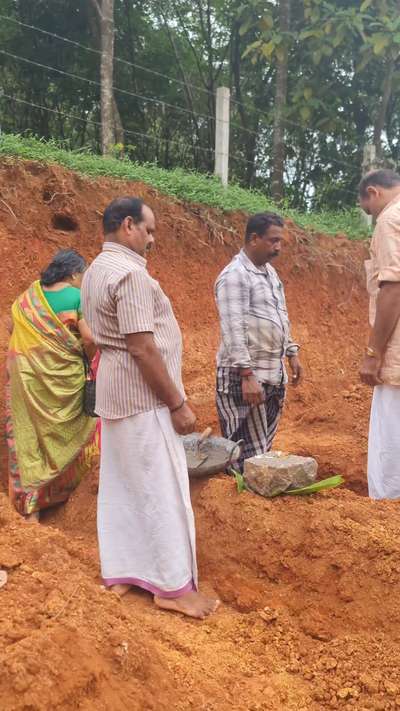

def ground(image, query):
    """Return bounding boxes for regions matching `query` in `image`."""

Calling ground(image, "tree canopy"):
[0,0,399,210]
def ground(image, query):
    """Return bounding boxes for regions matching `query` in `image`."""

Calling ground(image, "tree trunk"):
[90,0,124,155]
[91,0,116,155]
[373,58,395,160]
[113,96,124,146]
[101,0,115,154]
[271,0,290,203]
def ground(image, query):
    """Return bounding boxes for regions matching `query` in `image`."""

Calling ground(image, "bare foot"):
[154,591,220,619]
[110,583,131,597]
[24,511,40,524]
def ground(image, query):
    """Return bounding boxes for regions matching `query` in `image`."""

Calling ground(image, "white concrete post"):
[214,87,230,187]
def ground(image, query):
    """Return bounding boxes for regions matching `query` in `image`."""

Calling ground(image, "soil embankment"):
[3,159,399,711]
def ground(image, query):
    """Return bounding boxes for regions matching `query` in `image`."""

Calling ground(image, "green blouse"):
[42,286,82,327]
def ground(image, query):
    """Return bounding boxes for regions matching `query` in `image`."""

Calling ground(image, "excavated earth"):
[2,159,400,710]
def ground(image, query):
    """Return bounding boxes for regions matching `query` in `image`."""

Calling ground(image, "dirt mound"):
[3,477,400,711]
[1,157,390,711]
[0,494,181,711]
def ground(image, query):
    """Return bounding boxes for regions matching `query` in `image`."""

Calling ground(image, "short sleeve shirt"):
[81,242,184,418]
[366,196,400,384]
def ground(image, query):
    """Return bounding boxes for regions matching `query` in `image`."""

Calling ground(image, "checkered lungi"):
[216,369,285,472]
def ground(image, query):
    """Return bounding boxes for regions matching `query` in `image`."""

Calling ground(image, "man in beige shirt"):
[359,169,400,498]
[82,196,219,619]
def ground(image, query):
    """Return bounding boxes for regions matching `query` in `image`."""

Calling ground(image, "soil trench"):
[3,160,400,711]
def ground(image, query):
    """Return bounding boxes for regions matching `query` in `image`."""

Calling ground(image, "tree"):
[363,0,400,160]
[2,0,400,207]
[271,0,290,202]
[90,0,117,155]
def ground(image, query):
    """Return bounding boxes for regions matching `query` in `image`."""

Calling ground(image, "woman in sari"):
[6,249,100,522]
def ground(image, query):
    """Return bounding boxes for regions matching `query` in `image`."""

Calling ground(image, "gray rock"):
[243,451,318,498]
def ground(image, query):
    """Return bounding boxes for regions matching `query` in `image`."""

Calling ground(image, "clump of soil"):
[3,476,400,710]
[0,493,182,711]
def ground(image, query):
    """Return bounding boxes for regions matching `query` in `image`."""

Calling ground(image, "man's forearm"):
[369,282,400,354]
[126,333,183,410]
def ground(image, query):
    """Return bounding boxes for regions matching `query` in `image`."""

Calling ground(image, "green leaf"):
[232,469,246,494]
[259,15,274,31]
[242,39,263,58]
[284,475,344,496]
[300,29,319,40]
[360,0,373,10]
[300,106,312,121]
[303,87,313,100]
[372,33,390,55]
[261,40,276,58]
[332,32,345,48]
[353,14,365,34]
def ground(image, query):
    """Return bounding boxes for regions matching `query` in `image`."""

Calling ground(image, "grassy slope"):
[0,134,369,239]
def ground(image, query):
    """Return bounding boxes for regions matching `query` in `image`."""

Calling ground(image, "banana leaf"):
[232,469,246,493]
[284,475,344,496]
[231,468,344,497]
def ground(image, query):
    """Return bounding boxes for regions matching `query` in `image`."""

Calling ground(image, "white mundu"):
[368,385,400,499]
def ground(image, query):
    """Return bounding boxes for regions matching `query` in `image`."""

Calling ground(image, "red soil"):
[2,158,399,710]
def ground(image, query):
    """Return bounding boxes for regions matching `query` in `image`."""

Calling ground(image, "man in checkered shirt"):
[215,212,303,472]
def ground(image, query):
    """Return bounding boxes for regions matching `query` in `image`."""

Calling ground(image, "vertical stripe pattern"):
[215,249,299,385]
[81,242,184,419]
[216,368,285,472]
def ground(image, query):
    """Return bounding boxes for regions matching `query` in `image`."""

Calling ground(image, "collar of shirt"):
[238,248,268,275]
[102,241,147,268]
[377,195,400,222]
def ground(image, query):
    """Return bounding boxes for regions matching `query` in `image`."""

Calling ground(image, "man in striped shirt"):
[82,197,219,620]
[215,212,303,471]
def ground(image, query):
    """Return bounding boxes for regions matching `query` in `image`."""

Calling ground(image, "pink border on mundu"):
[103,576,196,598]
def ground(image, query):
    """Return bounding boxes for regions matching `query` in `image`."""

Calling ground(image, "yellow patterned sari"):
[6,280,99,515]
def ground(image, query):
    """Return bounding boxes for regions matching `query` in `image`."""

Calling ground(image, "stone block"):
[243,451,318,498]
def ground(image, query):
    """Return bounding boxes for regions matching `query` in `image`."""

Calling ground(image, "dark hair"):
[40,249,86,287]
[245,212,284,242]
[103,197,144,234]
[359,169,400,197]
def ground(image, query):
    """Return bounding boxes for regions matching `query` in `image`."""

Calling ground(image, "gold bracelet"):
[365,346,378,358]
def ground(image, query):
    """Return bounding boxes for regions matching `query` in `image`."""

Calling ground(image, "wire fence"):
[0,14,364,203]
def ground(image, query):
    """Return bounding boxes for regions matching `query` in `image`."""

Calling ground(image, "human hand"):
[359,354,383,386]
[288,355,303,387]
[171,402,197,435]
[242,376,265,406]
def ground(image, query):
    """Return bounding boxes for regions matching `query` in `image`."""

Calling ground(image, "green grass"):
[0,133,369,239]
